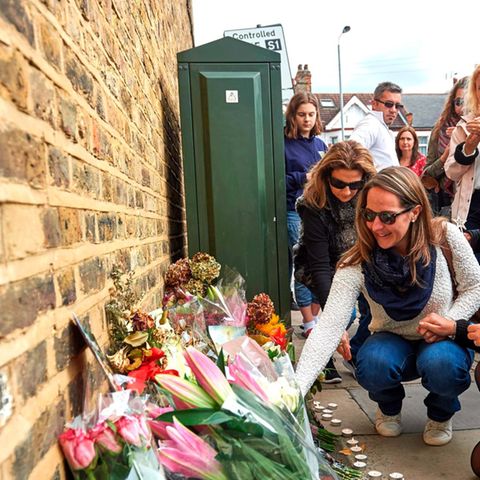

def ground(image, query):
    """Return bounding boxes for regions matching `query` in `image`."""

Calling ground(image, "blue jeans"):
[356,332,473,422]
[349,293,372,362]
[287,211,318,307]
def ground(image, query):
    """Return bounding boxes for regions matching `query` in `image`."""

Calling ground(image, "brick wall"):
[0,0,193,477]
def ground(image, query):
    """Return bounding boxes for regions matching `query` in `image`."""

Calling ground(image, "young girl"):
[284,92,327,334]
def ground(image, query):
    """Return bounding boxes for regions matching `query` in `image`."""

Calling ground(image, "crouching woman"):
[295,166,480,446]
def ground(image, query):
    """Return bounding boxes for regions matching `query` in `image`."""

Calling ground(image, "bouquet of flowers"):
[58,391,165,479]
[154,346,339,479]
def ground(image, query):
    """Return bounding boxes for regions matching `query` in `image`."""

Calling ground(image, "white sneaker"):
[375,408,402,437]
[423,418,453,446]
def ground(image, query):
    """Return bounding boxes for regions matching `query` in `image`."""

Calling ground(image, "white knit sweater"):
[295,223,480,396]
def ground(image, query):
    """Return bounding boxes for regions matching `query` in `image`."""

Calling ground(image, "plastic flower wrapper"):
[59,390,166,479]
[155,347,338,480]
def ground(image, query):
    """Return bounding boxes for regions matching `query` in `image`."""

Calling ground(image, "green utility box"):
[177,37,290,320]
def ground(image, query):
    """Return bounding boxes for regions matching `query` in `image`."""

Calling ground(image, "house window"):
[331,136,338,144]
[418,135,429,155]
[320,99,335,107]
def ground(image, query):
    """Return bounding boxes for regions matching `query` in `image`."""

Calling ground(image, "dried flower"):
[183,278,207,297]
[130,310,155,331]
[165,258,192,289]
[107,347,131,373]
[247,293,275,325]
[189,252,221,283]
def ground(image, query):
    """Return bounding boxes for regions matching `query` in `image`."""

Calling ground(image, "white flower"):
[262,376,300,413]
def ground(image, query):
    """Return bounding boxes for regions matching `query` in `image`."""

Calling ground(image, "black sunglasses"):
[374,98,404,110]
[329,176,365,190]
[362,206,415,225]
[454,97,464,107]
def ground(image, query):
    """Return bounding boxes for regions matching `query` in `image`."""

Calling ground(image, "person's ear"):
[411,205,422,223]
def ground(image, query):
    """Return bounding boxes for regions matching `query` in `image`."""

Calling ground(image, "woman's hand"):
[446,126,455,137]
[465,118,480,155]
[417,313,455,343]
[467,324,480,346]
[336,331,352,360]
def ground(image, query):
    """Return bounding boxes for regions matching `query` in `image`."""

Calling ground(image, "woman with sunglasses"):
[284,92,328,332]
[294,140,376,382]
[445,66,480,234]
[296,166,480,446]
[395,126,426,176]
[422,77,468,216]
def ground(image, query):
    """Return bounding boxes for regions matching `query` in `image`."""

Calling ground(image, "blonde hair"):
[303,140,376,210]
[340,166,444,285]
[465,64,480,116]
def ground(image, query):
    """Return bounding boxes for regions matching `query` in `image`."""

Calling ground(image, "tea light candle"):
[368,471,382,478]
[313,404,325,411]
[353,461,367,469]
[341,428,353,437]
[354,454,368,461]
[346,437,359,446]
[350,445,363,453]
[327,402,338,410]
[389,473,404,479]
[321,413,333,420]
[330,418,342,426]
[323,409,334,414]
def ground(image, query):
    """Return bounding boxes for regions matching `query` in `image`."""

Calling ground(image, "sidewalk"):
[292,311,480,480]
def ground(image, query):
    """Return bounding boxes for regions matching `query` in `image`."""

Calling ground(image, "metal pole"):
[337,26,351,141]
[338,42,344,141]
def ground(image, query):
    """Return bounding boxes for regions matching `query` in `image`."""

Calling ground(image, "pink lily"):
[90,422,122,454]
[158,417,227,480]
[228,354,269,402]
[146,405,174,439]
[155,373,217,409]
[184,347,234,406]
[58,428,96,471]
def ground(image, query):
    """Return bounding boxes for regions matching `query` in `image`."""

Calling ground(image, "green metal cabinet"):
[177,37,290,320]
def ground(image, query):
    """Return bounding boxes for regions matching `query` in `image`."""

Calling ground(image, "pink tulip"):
[228,355,269,402]
[155,373,217,409]
[58,428,96,471]
[115,415,151,447]
[184,347,233,406]
[90,422,122,454]
[158,417,227,480]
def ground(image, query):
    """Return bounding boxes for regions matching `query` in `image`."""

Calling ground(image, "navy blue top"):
[285,135,327,211]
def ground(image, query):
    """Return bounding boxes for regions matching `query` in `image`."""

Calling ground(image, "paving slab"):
[291,310,480,479]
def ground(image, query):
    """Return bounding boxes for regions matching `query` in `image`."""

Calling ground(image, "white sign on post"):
[224,24,293,101]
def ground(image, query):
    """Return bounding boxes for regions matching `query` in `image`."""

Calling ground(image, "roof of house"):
[401,94,447,129]
[314,92,447,131]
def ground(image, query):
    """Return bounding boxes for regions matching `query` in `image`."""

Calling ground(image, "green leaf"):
[216,349,226,375]
[156,408,235,425]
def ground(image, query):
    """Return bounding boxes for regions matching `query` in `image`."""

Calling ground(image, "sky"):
[191,0,478,94]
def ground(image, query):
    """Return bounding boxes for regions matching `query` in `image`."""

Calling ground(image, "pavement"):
[292,311,480,480]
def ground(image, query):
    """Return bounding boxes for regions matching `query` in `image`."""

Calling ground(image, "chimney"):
[293,64,312,94]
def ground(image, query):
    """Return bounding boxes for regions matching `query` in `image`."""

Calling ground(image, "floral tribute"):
[58,392,164,479]
[154,346,338,480]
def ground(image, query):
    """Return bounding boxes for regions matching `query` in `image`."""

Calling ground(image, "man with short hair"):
[350,81,403,170]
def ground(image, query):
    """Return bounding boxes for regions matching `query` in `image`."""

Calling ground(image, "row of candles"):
[313,400,404,480]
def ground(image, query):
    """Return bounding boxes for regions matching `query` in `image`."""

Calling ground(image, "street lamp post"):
[337,25,351,141]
